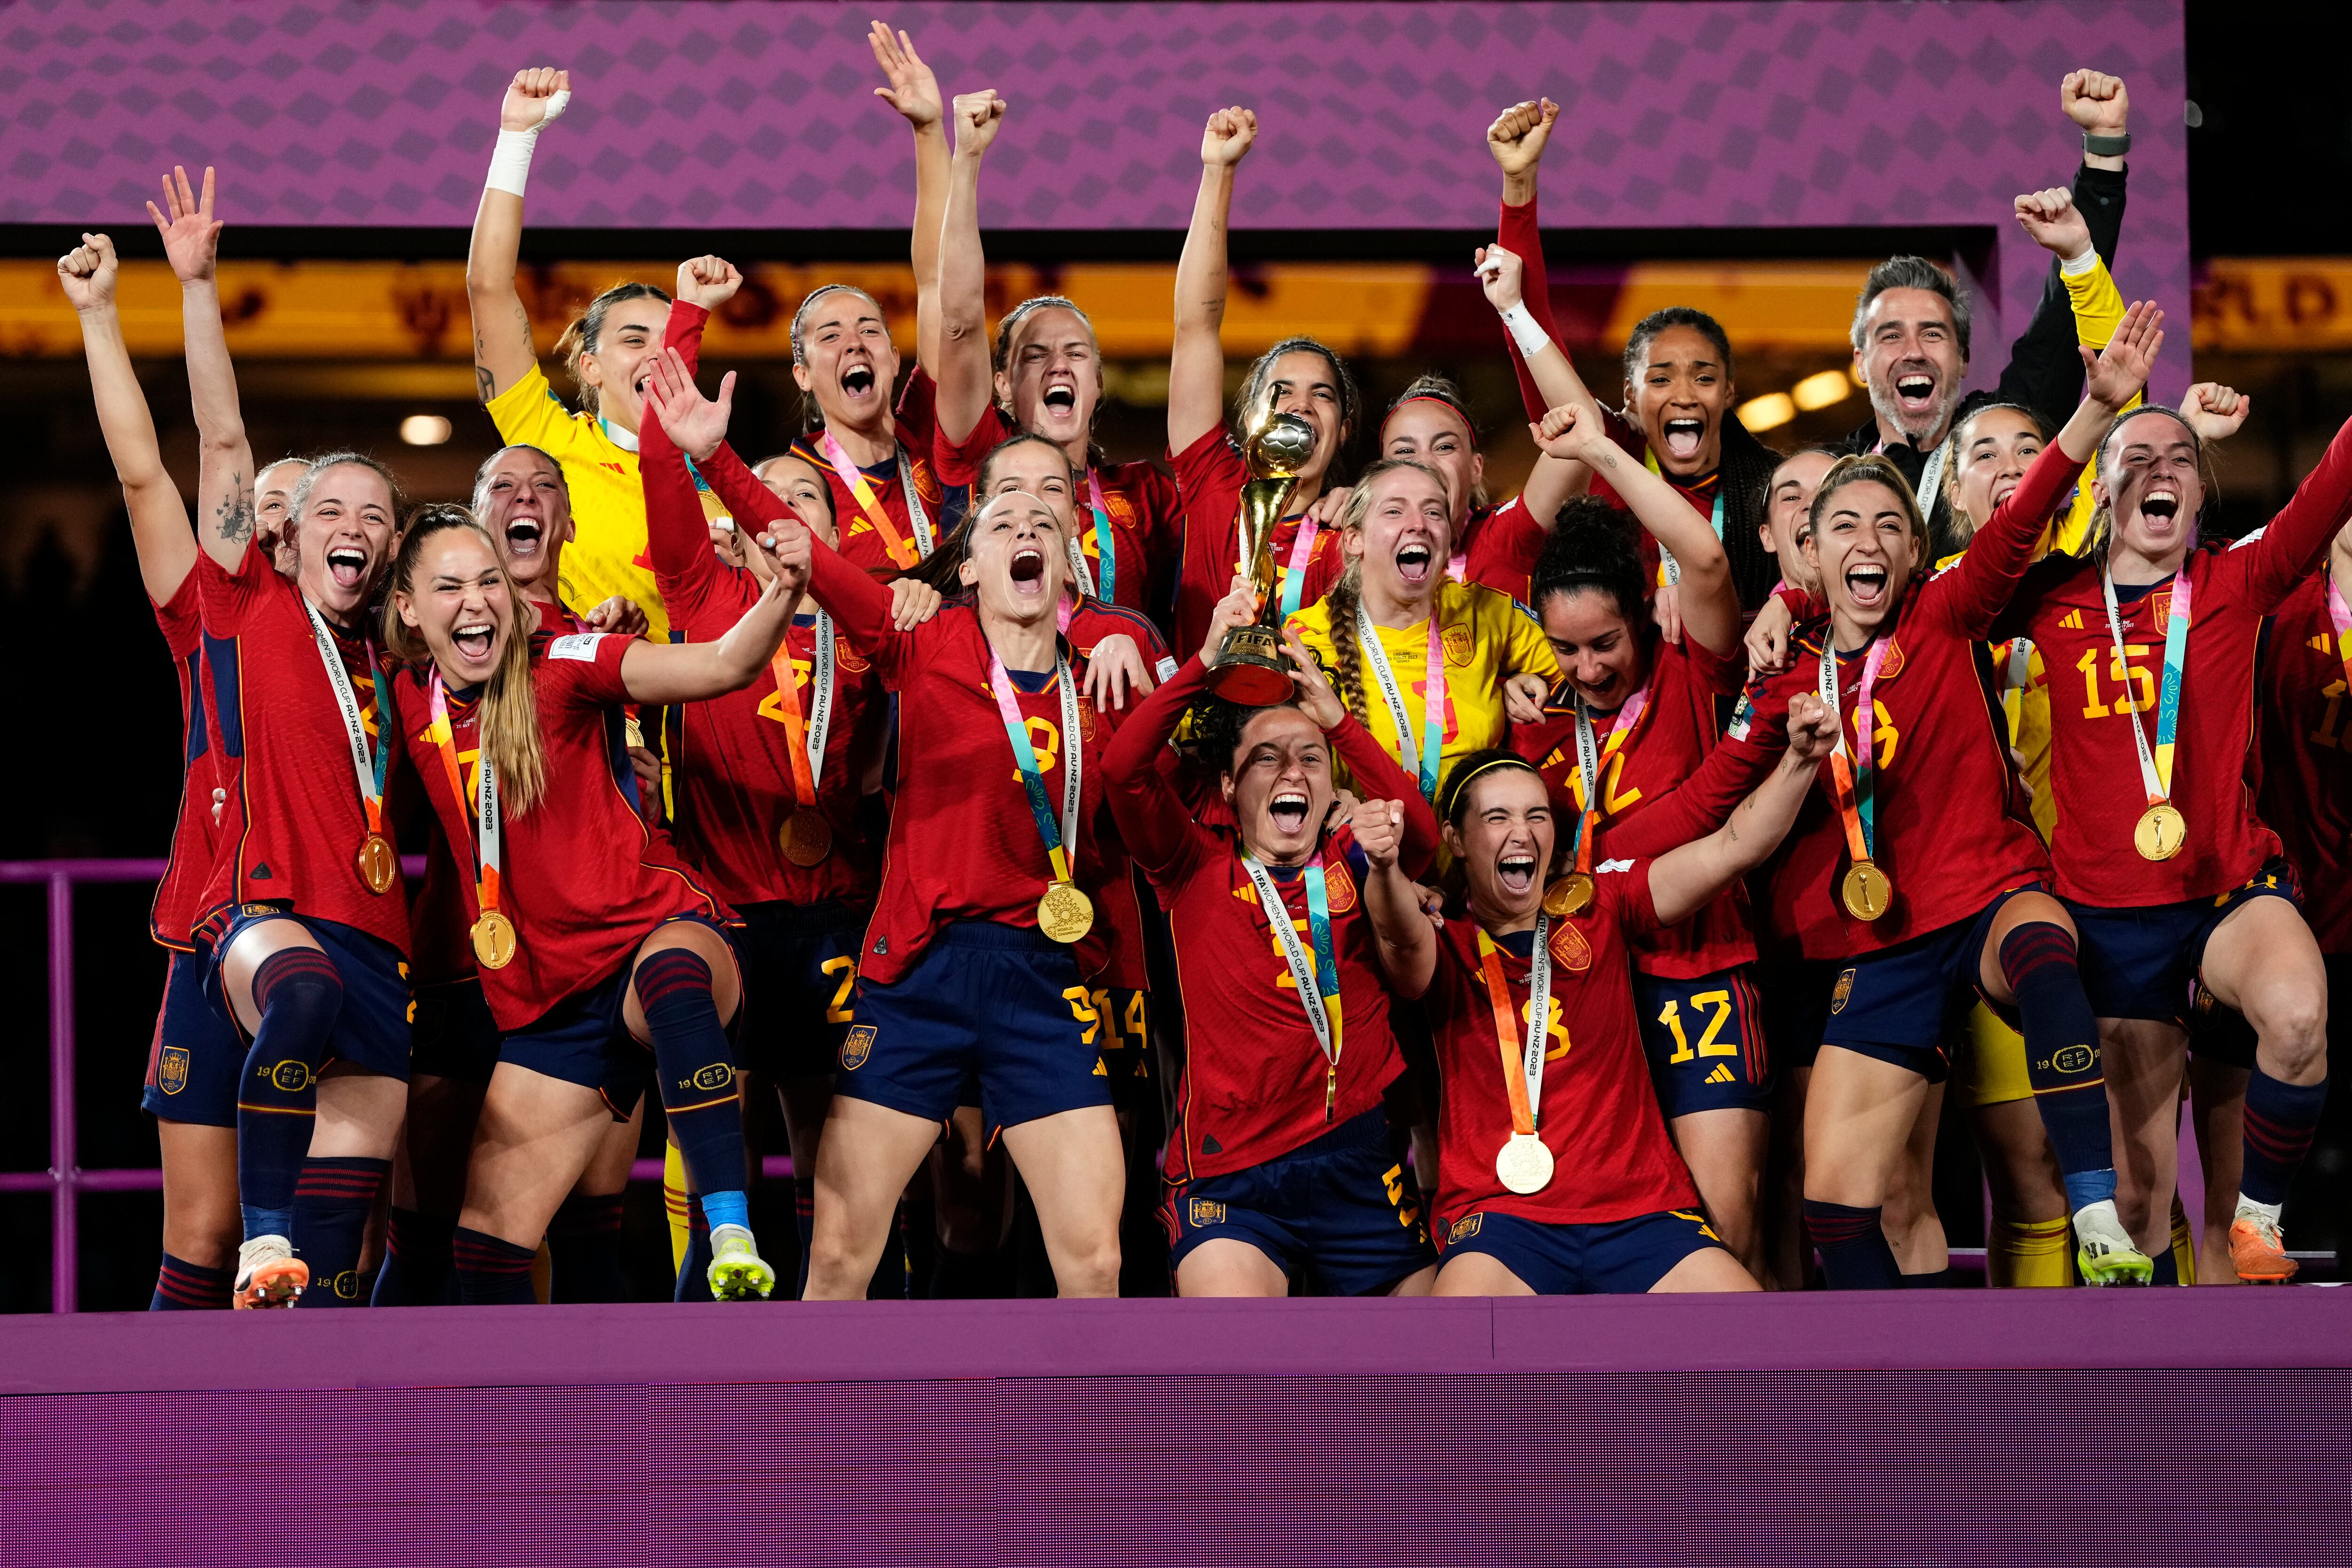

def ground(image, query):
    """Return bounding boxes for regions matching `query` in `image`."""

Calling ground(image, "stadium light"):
[1739,392,1796,432]
[401,414,453,446]
[1792,369,1853,411]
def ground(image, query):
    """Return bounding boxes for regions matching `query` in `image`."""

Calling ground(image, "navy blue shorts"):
[142,946,243,1126]
[502,914,740,1120]
[409,977,501,1086]
[1438,1207,1722,1294]
[1161,1106,1434,1295]
[1635,967,1770,1116]
[836,921,1110,1134]
[1820,888,2042,1083]
[205,904,412,1081]
[1755,958,1837,1072]
[2067,858,2301,1025]
[735,899,868,1081]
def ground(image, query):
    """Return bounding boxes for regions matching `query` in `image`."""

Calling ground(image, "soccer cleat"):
[2228,1214,2298,1284]
[706,1224,777,1301]
[232,1235,309,1308]
[2072,1202,2153,1287]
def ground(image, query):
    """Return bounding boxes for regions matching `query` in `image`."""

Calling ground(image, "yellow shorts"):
[1953,1001,2032,1108]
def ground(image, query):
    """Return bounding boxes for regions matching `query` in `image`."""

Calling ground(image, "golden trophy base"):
[1206,622,1295,706]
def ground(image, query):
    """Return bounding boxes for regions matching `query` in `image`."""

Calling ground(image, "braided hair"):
[1318,456,1449,729]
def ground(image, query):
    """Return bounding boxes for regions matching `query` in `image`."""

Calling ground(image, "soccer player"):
[1104,589,1440,1297]
[1998,393,2352,1281]
[1168,106,1363,661]
[1379,711,1836,1296]
[1508,404,1771,1277]
[772,483,1131,1300]
[926,85,1183,619]
[1285,460,1561,813]
[59,226,248,1309]
[1607,304,2165,1288]
[384,501,802,1302]
[1374,366,1578,606]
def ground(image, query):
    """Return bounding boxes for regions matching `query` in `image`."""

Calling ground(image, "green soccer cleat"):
[706,1224,778,1301]
[2073,1201,2153,1286]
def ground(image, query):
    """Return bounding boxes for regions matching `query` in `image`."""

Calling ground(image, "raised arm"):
[1286,627,1441,878]
[1356,795,1438,999]
[151,166,254,571]
[637,342,733,615]
[466,67,568,405]
[1489,97,1567,423]
[1476,241,1589,420]
[870,24,951,374]
[935,89,1007,446]
[1989,72,2131,426]
[1605,690,1787,860]
[1646,692,1837,926]
[1168,106,1257,457]
[1102,649,1224,876]
[60,233,195,602]
[618,531,803,705]
[1532,401,1737,655]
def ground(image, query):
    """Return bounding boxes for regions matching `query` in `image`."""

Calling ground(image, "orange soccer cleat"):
[2227,1214,2298,1284]
[232,1236,310,1308]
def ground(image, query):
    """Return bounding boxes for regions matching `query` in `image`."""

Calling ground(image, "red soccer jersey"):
[1609,440,2081,958]
[785,366,945,581]
[649,340,882,912]
[195,544,410,957]
[396,629,732,1029]
[1996,419,2352,907]
[1103,655,1438,1180]
[934,404,1181,620]
[2257,567,2352,951]
[1063,598,1171,991]
[1510,633,1755,977]
[1170,425,1347,667]
[1457,496,1546,606]
[803,535,1126,986]
[151,573,220,948]
[1424,863,1700,1231]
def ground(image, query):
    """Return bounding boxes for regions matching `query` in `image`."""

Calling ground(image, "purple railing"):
[0,858,791,1313]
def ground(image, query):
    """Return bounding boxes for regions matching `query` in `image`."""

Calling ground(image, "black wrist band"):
[2082,131,2130,157]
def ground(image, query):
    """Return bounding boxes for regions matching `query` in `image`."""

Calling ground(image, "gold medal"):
[1495,1132,1554,1195]
[2134,801,2186,862]
[779,806,834,868]
[470,910,518,971]
[356,832,397,895]
[1542,873,1593,919]
[1841,860,1892,922]
[1036,880,1095,944]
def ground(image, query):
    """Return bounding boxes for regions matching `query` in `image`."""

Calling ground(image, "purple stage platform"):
[6,1291,2348,1564]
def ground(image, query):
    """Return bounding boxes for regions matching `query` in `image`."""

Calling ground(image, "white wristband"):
[484,90,570,198]
[2059,246,2098,277]
[1498,301,1553,359]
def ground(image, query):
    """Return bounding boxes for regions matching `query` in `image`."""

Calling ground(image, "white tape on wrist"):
[484,90,570,197]
[2059,246,2098,277]
[1498,302,1553,359]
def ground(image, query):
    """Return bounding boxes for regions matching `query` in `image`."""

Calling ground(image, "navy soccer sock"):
[2241,1068,2329,1209]
[292,1155,389,1307]
[151,1251,231,1311]
[371,1206,457,1305]
[548,1192,631,1304]
[453,1226,539,1305]
[1998,922,2117,1210]
[2150,1243,2179,1287]
[634,950,749,1204]
[236,946,342,1241]
[1804,1199,1902,1289]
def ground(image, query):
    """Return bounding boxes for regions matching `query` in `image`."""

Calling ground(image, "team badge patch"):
[2152,591,2173,634]
[157,1047,190,1096]
[1441,623,1475,667]
[1448,1213,1484,1243]
[1077,704,1098,742]
[835,637,869,675]
[1188,1199,1227,1228]
[1830,967,1856,1015]
[688,1062,734,1093]
[839,1024,876,1071]
[1876,639,1906,680]
[266,1059,313,1093]
[1548,920,1591,972]
[1322,860,1358,914]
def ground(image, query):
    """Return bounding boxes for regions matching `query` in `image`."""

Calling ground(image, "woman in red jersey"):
[1504,402,1774,1275]
[1166,105,1365,662]
[1104,587,1440,1297]
[1998,392,2352,1282]
[59,224,249,1311]
[385,502,803,1302]
[761,477,1133,1299]
[926,88,1183,620]
[1607,305,2164,1289]
[1373,366,1579,606]
[1378,722,1832,1296]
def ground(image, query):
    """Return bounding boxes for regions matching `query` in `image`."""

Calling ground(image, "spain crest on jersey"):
[1441,623,1475,667]
[1547,919,1591,972]
[1322,860,1359,913]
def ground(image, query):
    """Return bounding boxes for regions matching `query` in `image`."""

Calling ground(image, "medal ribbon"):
[302,598,391,844]
[1277,516,1319,620]
[1872,436,1948,524]
[818,432,930,569]
[987,650,1083,889]
[1476,920,1554,1138]
[1080,467,1116,604]
[427,671,501,923]
[1566,685,1650,871]
[2327,570,2352,693]
[1240,855,1343,1103]
[1643,447,1726,587]
[1355,604,1446,802]
[2100,562,2192,810]
[1820,636,1891,864]
[767,611,836,808]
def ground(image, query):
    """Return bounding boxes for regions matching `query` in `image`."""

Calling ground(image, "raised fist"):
[501,67,571,133]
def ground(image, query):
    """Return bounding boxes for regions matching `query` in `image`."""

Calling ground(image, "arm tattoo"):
[216,477,254,545]
[476,362,496,404]
[512,300,533,355]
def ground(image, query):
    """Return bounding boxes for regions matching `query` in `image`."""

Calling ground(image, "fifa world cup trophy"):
[1204,409,1318,703]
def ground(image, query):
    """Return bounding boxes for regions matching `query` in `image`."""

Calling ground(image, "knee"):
[2247,981,2328,1072]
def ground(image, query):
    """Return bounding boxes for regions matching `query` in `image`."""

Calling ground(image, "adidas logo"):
[1202,1133,1223,1154]
[249,862,273,879]
[2059,609,2084,629]
[1704,1064,1736,1085]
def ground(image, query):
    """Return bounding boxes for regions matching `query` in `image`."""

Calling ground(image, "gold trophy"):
[1206,410,1318,705]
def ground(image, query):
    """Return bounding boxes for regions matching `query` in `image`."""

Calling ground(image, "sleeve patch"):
[548,632,611,663]
[1597,858,1636,875]
[1154,656,1180,682]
